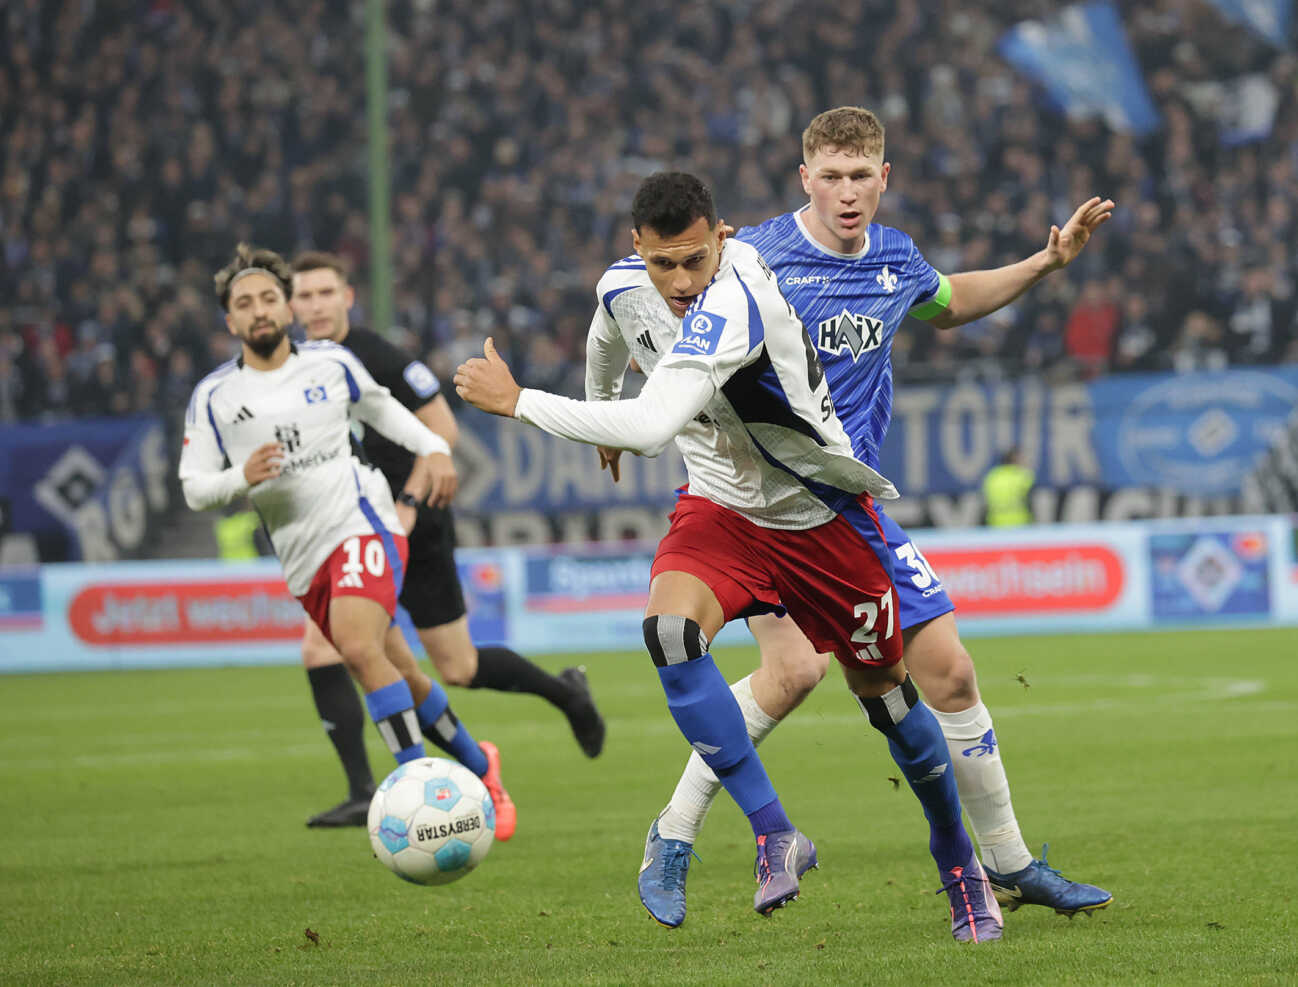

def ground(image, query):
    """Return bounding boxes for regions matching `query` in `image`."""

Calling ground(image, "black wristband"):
[396,491,420,508]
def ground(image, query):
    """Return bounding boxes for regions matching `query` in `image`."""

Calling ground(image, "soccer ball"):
[368,757,495,885]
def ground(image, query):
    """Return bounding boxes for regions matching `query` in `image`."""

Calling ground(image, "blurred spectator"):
[1,0,1296,424]
[1065,280,1121,377]
[1112,294,1160,372]
[1171,311,1231,372]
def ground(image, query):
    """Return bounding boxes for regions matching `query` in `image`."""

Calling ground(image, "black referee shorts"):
[398,503,467,630]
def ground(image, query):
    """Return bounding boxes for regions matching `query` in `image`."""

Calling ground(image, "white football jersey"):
[179,340,444,595]
[575,239,897,529]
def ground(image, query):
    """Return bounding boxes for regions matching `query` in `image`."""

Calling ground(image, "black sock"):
[469,646,572,710]
[307,664,374,800]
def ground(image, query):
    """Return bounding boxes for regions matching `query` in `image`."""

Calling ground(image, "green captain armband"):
[907,273,952,321]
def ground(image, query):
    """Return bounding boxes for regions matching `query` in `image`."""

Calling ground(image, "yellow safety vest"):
[215,511,261,560]
[983,464,1034,527]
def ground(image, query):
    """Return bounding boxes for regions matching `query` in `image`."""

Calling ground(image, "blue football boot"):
[753,829,818,916]
[638,818,696,928]
[938,850,1004,943]
[985,844,1112,917]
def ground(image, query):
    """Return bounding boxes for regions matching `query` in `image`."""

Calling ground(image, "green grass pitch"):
[1,626,1295,985]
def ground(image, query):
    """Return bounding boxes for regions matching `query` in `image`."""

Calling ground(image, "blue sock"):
[860,678,973,872]
[415,683,488,777]
[364,680,425,765]
[657,652,784,832]
[746,798,794,836]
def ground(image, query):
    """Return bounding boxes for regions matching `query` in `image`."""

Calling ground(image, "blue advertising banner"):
[876,368,1298,499]
[452,417,686,513]
[998,2,1161,136]
[0,416,171,561]
[1148,529,1271,620]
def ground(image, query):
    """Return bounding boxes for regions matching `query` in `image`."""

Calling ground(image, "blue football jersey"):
[736,208,950,470]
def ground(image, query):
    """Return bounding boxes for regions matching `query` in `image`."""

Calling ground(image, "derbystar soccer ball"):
[368,757,495,885]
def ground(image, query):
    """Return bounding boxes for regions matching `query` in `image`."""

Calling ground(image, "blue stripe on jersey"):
[744,428,856,509]
[334,360,360,402]
[733,271,765,353]
[358,495,405,598]
[685,283,713,316]
[608,261,646,271]
[187,360,237,424]
[602,284,637,317]
[205,396,230,463]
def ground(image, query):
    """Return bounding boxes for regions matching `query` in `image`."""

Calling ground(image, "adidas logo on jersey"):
[817,310,884,361]
[635,330,658,353]
[233,405,254,423]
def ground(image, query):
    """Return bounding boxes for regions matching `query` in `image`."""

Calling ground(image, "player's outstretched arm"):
[927,197,1114,330]
[456,338,713,457]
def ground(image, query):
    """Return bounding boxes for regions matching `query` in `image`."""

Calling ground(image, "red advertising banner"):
[68,580,302,645]
[924,544,1125,614]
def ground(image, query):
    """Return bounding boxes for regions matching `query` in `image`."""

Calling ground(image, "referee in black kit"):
[289,251,605,828]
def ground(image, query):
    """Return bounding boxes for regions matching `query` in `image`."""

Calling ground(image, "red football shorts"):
[297,531,409,646]
[651,492,902,668]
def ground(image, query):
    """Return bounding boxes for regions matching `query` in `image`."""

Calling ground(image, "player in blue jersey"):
[638,107,1114,926]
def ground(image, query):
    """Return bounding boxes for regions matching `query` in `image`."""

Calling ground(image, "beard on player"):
[244,318,288,359]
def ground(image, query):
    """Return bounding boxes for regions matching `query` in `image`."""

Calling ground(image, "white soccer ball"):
[368,757,495,885]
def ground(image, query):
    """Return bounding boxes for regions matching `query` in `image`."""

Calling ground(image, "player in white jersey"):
[179,244,515,837]
[456,173,1001,940]
[641,106,1114,927]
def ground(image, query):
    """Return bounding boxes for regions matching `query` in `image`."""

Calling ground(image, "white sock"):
[931,702,1033,874]
[656,674,779,843]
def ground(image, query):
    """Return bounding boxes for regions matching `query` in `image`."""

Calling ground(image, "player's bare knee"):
[774,650,828,702]
[301,637,336,670]
[842,658,907,699]
[643,615,708,666]
[910,641,980,710]
[435,652,477,688]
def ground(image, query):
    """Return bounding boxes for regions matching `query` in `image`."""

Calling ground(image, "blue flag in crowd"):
[998,1,1160,136]
[1204,0,1292,48]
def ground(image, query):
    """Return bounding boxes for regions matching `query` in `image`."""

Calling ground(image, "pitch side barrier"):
[1,514,1294,673]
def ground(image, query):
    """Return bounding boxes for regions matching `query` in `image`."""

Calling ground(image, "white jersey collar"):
[794,206,871,260]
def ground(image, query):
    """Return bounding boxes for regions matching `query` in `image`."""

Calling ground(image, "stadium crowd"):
[2,0,1296,424]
